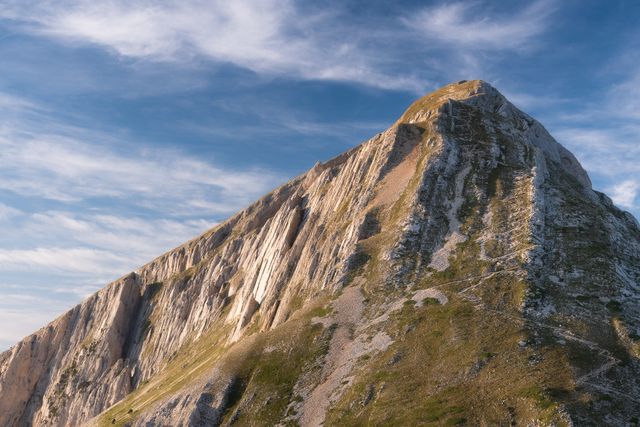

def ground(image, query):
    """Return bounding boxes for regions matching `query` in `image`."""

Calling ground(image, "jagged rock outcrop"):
[1,80,639,426]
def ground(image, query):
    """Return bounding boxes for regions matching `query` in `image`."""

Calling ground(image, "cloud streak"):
[0,0,558,93]
[0,0,428,91]
[0,247,131,275]
[608,180,639,210]
[404,0,554,51]
[0,94,284,215]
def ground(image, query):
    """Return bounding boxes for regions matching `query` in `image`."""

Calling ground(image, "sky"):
[0,0,639,349]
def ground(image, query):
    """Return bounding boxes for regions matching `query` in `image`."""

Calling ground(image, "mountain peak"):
[398,79,503,124]
[1,81,639,426]
[397,80,592,189]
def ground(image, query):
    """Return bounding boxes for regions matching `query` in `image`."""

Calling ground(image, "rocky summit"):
[1,80,639,427]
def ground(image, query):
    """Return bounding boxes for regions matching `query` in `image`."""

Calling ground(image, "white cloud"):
[0,203,21,221]
[0,91,42,111]
[0,0,428,91]
[0,247,130,275]
[0,0,563,93]
[551,127,639,178]
[608,180,639,210]
[21,211,214,263]
[604,60,640,121]
[0,111,284,215]
[404,0,554,51]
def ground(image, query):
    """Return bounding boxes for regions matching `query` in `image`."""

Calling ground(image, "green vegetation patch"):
[325,295,573,426]
[216,309,333,425]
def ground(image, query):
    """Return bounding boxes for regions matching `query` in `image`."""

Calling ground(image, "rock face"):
[1,80,639,426]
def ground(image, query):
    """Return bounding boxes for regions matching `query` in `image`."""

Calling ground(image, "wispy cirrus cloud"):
[395,0,557,82]
[0,135,282,212]
[0,203,21,221]
[0,0,428,91]
[552,127,640,175]
[404,0,555,51]
[0,212,213,276]
[608,180,639,210]
[607,71,640,121]
[0,91,284,215]
[0,91,42,111]
[0,0,559,93]
[0,247,130,275]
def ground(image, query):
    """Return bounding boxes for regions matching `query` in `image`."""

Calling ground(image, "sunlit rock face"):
[1,80,638,427]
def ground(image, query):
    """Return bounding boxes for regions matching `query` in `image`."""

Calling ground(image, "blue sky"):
[0,0,639,349]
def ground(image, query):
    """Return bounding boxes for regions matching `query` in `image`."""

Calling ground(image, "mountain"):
[1,80,639,426]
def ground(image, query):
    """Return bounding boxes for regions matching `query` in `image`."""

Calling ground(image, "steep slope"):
[1,80,638,426]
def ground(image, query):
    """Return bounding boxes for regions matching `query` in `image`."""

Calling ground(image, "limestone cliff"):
[1,81,639,426]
